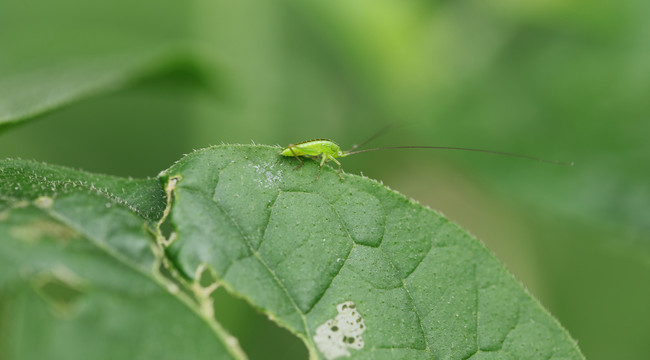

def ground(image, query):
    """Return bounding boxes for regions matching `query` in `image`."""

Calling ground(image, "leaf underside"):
[0,159,243,360]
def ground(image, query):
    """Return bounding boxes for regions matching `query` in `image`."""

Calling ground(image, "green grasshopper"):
[281,128,572,180]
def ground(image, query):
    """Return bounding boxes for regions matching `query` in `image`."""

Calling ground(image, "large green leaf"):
[0,159,244,360]
[161,145,583,359]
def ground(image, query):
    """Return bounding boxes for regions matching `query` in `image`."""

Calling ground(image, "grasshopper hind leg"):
[288,146,305,170]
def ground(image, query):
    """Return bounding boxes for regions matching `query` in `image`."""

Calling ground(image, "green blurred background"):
[1,0,648,359]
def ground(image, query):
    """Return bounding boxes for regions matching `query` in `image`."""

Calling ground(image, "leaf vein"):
[209,196,312,339]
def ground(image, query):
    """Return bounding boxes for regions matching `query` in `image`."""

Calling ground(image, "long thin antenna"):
[347,124,393,152]
[344,146,573,166]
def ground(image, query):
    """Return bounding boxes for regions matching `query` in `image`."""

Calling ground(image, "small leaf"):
[161,145,584,359]
[0,158,165,221]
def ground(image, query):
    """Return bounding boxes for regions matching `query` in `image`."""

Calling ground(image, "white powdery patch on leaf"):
[314,301,366,360]
[250,162,282,188]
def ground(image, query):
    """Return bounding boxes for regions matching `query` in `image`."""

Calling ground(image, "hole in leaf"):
[31,272,86,317]
[158,213,175,243]
[197,267,216,289]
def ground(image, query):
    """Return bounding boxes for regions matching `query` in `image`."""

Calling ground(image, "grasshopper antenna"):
[347,123,394,152]
[344,146,573,166]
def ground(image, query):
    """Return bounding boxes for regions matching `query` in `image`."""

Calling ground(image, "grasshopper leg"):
[329,156,344,180]
[288,146,304,170]
[316,153,327,180]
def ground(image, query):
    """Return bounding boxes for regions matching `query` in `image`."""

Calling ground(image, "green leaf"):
[0,0,193,132]
[161,145,584,360]
[0,159,165,223]
[0,159,245,360]
[0,51,182,132]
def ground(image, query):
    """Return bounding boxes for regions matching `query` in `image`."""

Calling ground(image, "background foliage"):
[1,0,648,359]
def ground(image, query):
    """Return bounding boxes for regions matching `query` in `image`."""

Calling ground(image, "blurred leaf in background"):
[1,0,648,359]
